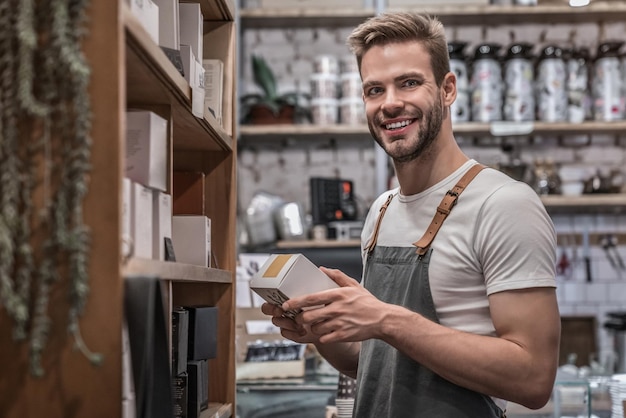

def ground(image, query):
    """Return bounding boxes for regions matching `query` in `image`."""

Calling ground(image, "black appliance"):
[310,177,357,225]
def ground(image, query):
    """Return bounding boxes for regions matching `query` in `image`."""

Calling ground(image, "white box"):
[153,0,178,50]
[152,190,172,261]
[179,3,203,64]
[130,0,159,44]
[192,61,206,118]
[122,177,132,258]
[180,45,196,87]
[172,215,211,267]
[125,110,168,192]
[249,254,339,318]
[130,181,154,259]
[203,59,224,125]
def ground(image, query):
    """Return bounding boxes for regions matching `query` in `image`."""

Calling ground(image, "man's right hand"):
[260,302,321,344]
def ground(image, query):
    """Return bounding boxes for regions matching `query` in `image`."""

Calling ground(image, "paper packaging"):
[129,0,159,44]
[185,306,218,361]
[125,110,168,192]
[130,181,153,259]
[152,190,172,261]
[172,372,188,418]
[186,359,209,418]
[249,254,339,318]
[178,3,203,64]
[122,177,132,258]
[172,215,211,267]
[153,0,179,50]
[180,45,196,87]
[171,308,189,376]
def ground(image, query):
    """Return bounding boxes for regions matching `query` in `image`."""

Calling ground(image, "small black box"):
[172,372,188,418]
[172,308,189,376]
[187,360,209,418]
[185,306,218,360]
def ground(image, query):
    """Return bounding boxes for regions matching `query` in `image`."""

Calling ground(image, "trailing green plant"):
[240,54,311,124]
[0,0,101,376]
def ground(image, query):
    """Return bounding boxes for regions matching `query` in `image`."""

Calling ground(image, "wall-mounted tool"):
[600,233,625,272]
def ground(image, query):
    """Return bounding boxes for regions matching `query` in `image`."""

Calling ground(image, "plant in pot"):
[240,54,311,125]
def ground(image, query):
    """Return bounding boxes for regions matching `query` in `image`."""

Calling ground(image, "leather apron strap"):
[413,163,485,255]
[364,193,396,255]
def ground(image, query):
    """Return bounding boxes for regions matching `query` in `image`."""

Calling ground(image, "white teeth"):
[385,120,411,130]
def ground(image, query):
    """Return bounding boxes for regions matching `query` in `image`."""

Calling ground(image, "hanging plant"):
[0,0,101,376]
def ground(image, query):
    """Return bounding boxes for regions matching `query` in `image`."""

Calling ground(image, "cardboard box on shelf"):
[125,110,168,192]
[153,0,178,50]
[179,2,203,64]
[171,215,211,267]
[130,181,153,259]
[203,59,224,126]
[152,190,172,261]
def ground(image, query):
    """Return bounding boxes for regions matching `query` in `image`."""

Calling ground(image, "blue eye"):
[366,86,383,96]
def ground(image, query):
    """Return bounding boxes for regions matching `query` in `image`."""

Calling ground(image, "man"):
[262,11,560,418]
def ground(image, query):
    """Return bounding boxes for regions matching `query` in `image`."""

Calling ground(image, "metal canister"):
[593,41,624,121]
[448,41,470,122]
[566,47,591,123]
[503,43,535,121]
[536,45,568,122]
[470,43,503,122]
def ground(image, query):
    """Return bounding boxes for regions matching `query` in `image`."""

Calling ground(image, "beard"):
[369,95,444,164]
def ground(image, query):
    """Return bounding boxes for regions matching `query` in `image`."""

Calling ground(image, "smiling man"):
[262,12,560,418]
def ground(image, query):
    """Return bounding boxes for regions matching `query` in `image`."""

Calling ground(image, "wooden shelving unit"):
[0,0,238,417]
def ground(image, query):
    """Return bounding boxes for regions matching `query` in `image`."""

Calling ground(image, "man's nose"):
[381,89,403,114]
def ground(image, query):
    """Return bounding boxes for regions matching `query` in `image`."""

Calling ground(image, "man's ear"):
[442,71,457,107]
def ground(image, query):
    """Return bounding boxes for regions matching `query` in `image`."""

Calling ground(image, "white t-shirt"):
[361,159,557,335]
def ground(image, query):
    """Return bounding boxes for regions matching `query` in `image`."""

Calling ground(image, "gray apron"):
[352,165,505,418]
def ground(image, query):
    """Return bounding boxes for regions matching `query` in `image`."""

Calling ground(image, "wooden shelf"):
[276,239,361,248]
[123,258,233,283]
[123,4,234,152]
[541,194,626,214]
[238,121,626,143]
[202,402,233,418]
[197,0,235,21]
[240,2,626,28]
[240,8,376,28]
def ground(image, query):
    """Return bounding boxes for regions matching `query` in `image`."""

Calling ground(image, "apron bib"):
[353,164,505,418]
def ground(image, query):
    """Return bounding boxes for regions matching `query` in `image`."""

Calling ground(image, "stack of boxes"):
[124,110,172,261]
[128,0,225,126]
[171,306,219,418]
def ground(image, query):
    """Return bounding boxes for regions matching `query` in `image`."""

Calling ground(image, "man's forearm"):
[314,341,361,378]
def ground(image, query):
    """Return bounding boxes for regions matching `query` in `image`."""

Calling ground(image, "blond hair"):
[346,12,449,86]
